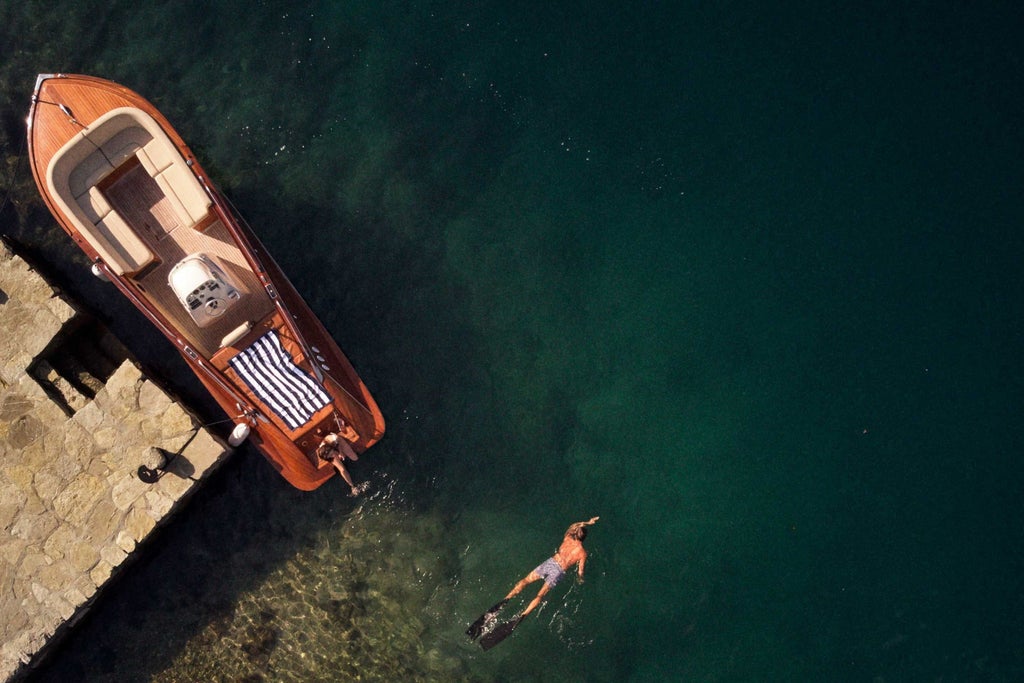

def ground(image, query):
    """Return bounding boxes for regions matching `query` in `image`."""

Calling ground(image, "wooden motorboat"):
[26,74,384,490]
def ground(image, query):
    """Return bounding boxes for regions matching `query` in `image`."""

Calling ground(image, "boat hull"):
[27,74,384,491]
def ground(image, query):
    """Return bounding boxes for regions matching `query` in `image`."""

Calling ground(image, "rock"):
[68,575,97,603]
[31,469,64,504]
[30,582,50,605]
[18,436,50,471]
[144,490,175,518]
[2,463,34,489]
[89,561,114,587]
[137,379,169,416]
[124,507,156,542]
[102,362,142,405]
[71,400,104,432]
[62,419,97,467]
[42,526,78,561]
[142,447,167,471]
[7,414,43,450]
[66,542,99,574]
[0,536,28,569]
[52,474,106,526]
[115,531,135,554]
[10,514,58,544]
[20,491,46,516]
[111,475,147,511]
[99,545,127,568]
[159,405,195,440]
[35,561,75,595]
[0,249,232,679]
[83,500,122,545]
[92,426,119,451]
[0,501,22,531]
[183,430,229,475]
[0,393,32,421]
[49,448,84,483]
[47,593,76,621]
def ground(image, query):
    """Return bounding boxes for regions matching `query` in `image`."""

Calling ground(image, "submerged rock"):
[142,507,473,682]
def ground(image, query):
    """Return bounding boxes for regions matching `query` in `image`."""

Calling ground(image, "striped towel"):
[229,331,330,430]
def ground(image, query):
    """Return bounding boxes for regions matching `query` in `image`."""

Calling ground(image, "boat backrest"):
[46,106,215,276]
[47,128,155,276]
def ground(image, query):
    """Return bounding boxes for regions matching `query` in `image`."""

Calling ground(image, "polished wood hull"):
[27,74,384,490]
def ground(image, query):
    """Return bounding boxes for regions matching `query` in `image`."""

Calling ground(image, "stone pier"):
[0,242,231,681]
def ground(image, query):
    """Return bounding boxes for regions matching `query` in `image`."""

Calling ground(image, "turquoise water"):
[3,1,1023,680]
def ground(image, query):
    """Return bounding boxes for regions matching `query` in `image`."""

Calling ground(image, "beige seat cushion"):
[68,148,114,198]
[156,162,211,225]
[101,126,154,169]
[94,212,155,275]
[79,187,112,224]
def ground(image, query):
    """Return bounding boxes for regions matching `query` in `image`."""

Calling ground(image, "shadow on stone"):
[164,453,196,479]
[140,446,197,481]
[28,317,130,417]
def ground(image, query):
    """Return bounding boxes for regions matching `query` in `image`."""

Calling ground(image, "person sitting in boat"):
[315,432,361,496]
[503,516,600,616]
[336,417,361,446]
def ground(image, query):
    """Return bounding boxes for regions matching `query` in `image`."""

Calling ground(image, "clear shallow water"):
[2,1,1023,680]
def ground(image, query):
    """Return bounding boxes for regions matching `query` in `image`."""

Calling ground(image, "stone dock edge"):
[0,240,233,681]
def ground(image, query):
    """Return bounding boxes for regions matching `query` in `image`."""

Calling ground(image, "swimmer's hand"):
[587,516,600,525]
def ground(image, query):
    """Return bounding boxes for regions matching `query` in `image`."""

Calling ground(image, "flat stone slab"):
[0,244,231,681]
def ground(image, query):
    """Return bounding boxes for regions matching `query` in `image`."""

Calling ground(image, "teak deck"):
[103,159,275,358]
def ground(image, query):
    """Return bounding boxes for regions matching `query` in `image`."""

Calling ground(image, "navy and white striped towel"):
[229,330,330,430]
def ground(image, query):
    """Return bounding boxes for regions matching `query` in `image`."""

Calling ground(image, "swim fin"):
[479,613,526,650]
[466,598,509,641]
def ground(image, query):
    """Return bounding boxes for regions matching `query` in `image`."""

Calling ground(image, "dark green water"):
[3,1,1023,680]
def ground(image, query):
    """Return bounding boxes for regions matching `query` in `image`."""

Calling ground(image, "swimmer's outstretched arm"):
[566,516,600,535]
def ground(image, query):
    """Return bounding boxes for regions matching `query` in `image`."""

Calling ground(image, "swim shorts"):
[533,557,566,587]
